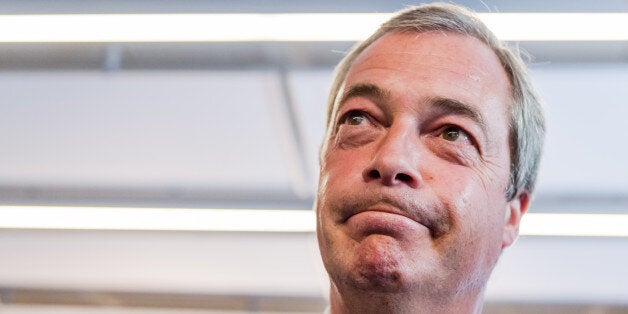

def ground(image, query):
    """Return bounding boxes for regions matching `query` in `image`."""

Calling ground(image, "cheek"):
[459,187,508,251]
[317,148,366,215]
[437,177,507,270]
[428,163,507,232]
[321,144,370,182]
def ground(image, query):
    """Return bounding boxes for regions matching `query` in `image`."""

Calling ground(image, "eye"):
[340,110,371,126]
[439,125,475,145]
[442,126,463,141]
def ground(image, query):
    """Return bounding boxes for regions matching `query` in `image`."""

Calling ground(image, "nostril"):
[369,169,381,179]
[395,173,412,183]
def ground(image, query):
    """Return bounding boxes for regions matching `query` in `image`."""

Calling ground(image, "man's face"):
[316,31,524,297]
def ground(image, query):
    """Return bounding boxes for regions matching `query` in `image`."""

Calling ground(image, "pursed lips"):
[342,200,432,234]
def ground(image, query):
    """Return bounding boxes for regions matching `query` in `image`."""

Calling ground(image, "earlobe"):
[502,191,530,249]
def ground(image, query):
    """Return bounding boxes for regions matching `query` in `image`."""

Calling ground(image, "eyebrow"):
[338,83,392,109]
[428,96,487,130]
[338,84,487,131]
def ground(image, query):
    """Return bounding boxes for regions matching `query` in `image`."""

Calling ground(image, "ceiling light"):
[0,206,627,237]
[0,206,314,232]
[0,13,625,42]
[520,213,628,237]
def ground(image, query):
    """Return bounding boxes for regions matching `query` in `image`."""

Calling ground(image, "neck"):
[328,283,485,314]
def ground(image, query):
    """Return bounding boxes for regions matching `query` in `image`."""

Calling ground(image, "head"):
[325,3,545,200]
[316,2,545,310]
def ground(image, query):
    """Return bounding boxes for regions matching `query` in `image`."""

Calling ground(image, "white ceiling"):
[2,65,627,212]
[0,0,627,310]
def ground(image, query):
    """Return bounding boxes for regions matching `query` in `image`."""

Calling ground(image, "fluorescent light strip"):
[480,13,628,41]
[0,13,626,42]
[520,213,628,237]
[0,206,315,232]
[1,206,628,237]
[0,13,384,42]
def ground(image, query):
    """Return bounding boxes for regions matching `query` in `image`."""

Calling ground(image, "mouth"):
[342,201,432,235]
[343,199,413,220]
[344,209,429,240]
[344,204,411,222]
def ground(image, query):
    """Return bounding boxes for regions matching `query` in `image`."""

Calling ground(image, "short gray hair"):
[325,2,545,200]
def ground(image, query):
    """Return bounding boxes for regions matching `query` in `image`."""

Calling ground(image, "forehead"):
[342,31,512,118]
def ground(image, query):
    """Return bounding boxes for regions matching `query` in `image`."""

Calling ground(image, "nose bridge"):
[364,119,422,188]
[378,121,415,159]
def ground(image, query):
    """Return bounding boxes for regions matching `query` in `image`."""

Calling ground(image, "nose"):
[362,125,423,189]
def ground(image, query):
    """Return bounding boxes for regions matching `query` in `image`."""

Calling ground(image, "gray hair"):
[325,2,545,200]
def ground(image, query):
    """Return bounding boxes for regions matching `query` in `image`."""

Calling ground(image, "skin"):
[316,31,530,314]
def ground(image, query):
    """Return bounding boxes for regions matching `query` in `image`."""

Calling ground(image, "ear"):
[502,191,530,249]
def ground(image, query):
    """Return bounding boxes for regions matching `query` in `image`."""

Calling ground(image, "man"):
[315,2,545,313]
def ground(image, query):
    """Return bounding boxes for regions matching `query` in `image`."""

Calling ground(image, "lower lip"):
[345,211,421,237]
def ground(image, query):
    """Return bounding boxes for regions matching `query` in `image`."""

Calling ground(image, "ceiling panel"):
[532,64,628,196]
[0,71,299,203]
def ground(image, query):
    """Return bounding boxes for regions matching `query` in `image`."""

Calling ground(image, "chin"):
[352,271,407,293]
[333,263,407,293]
[341,240,414,293]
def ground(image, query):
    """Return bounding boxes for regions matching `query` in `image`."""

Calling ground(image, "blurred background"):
[0,0,627,313]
